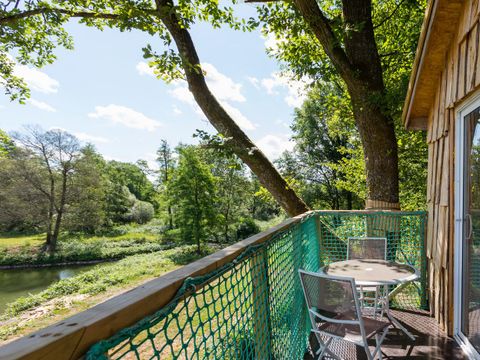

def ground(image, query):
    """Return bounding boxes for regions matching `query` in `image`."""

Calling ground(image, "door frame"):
[454,92,480,359]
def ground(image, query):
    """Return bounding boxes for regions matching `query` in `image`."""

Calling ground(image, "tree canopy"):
[0,0,428,211]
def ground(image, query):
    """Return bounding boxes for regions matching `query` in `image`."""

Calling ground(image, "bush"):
[130,201,154,224]
[236,218,260,240]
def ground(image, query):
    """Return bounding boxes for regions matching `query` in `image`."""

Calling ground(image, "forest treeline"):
[0,84,428,253]
[0,127,281,253]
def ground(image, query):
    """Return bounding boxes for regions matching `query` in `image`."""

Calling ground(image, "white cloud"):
[88,104,162,132]
[247,76,260,89]
[142,60,245,103]
[74,132,109,144]
[202,63,245,102]
[14,65,59,94]
[27,98,56,112]
[172,105,182,116]
[169,85,256,130]
[221,102,256,130]
[260,72,310,107]
[165,63,255,130]
[169,86,197,107]
[136,61,155,77]
[256,134,294,161]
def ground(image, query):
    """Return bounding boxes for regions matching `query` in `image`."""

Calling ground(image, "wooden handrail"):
[0,211,314,360]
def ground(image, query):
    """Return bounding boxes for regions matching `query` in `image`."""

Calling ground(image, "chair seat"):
[318,314,389,344]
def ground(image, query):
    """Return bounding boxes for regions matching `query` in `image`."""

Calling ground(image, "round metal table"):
[323,259,419,286]
[323,259,420,340]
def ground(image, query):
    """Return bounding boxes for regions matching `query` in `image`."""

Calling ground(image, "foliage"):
[276,83,363,209]
[106,160,156,205]
[0,127,82,250]
[156,139,175,228]
[65,145,108,233]
[235,217,260,240]
[129,200,155,224]
[286,83,428,209]
[250,175,281,221]
[201,147,252,242]
[0,129,14,157]
[169,146,217,252]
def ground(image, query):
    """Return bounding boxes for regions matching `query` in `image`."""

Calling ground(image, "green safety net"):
[86,211,427,360]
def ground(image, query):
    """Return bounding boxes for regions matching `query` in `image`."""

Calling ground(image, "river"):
[0,264,96,314]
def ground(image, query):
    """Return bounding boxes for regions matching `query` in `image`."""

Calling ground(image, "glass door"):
[455,102,480,358]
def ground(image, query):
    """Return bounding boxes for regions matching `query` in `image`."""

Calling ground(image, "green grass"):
[0,245,213,341]
[0,233,45,249]
[0,222,172,266]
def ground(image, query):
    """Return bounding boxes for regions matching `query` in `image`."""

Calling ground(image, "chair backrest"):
[347,237,387,260]
[298,270,361,324]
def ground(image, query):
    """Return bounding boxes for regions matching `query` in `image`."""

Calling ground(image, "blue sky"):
[0,4,307,170]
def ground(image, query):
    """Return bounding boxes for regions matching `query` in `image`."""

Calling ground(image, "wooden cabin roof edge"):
[402,0,438,129]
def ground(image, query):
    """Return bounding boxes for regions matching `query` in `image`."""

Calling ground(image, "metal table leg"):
[382,285,416,341]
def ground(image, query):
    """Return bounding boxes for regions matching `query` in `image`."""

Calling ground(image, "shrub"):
[236,218,260,240]
[130,201,154,224]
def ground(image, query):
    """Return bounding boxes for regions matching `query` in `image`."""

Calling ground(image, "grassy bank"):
[0,222,171,267]
[0,245,213,342]
[0,217,284,267]
[0,238,171,267]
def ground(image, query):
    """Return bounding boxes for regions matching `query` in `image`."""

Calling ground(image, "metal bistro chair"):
[347,237,387,317]
[299,270,389,360]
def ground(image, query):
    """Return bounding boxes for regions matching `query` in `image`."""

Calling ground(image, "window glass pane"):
[462,107,480,353]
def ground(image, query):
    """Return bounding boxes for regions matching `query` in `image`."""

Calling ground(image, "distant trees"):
[276,84,361,210]
[6,128,81,251]
[168,146,216,254]
[156,140,175,229]
[0,126,284,253]
[0,127,162,249]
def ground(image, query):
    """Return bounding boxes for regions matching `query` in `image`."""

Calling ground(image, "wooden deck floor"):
[304,309,466,359]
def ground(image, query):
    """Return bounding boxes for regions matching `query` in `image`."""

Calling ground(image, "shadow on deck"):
[304,309,466,359]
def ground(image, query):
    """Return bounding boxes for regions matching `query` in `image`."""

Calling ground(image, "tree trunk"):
[45,175,56,252]
[156,0,309,217]
[293,0,400,209]
[163,153,173,229]
[51,170,69,251]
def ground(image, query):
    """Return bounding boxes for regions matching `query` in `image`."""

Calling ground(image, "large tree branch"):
[247,0,357,87]
[292,0,358,88]
[155,0,309,216]
[0,8,120,25]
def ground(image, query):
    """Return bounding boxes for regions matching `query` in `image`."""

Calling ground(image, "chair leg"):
[371,328,389,360]
[375,334,382,360]
[364,344,374,360]
[315,336,340,360]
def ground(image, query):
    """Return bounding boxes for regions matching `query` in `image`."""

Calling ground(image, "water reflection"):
[0,265,95,313]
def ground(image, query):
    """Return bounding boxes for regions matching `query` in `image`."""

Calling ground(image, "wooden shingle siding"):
[426,2,480,334]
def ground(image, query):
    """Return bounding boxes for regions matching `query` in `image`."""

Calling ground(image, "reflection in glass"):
[462,107,480,352]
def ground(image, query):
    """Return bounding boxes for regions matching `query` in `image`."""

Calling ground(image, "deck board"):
[304,309,466,359]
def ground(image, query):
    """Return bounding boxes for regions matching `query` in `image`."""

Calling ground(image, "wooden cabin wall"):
[426,0,480,334]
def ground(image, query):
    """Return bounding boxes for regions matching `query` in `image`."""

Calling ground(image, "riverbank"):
[0,239,174,268]
[0,245,212,342]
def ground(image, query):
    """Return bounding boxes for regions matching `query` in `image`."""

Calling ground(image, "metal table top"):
[322,259,419,286]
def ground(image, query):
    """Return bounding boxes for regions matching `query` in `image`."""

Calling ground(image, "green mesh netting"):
[86,211,427,360]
